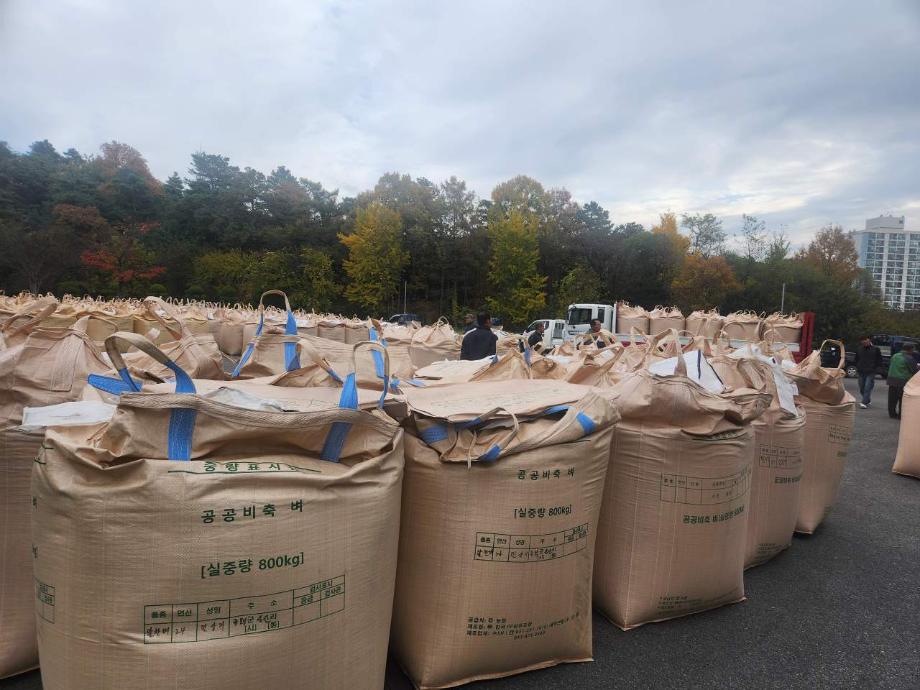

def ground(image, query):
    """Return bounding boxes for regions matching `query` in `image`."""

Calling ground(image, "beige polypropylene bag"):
[215,308,249,356]
[787,341,846,405]
[647,306,685,335]
[409,317,461,370]
[317,316,346,342]
[343,317,370,344]
[685,309,723,339]
[391,381,619,689]
[299,332,414,383]
[763,312,803,344]
[232,291,302,380]
[31,336,405,690]
[794,394,855,533]
[413,357,495,384]
[723,311,762,342]
[785,339,854,533]
[616,302,648,334]
[593,365,768,630]
[711,349,806,567]
[120,297,225,381]
[893,373,920,478]
[0,319,111,679]
[0,297,59,350]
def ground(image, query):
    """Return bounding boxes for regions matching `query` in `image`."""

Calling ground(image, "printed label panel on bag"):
[828,425,851,444]
[35,579,55,623]
[659,465,751,505]
[473,524,588,563]
[758,445,802,468]
[143,575,344,644]
[465,611,582,640]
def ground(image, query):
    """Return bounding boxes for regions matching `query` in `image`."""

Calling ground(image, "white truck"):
[564,303,616,340]
[522,318,567,350]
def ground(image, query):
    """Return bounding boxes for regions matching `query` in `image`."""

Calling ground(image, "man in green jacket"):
[887,343,918,419]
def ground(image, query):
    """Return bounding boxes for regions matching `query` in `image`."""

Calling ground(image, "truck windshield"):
[568,308,593,325]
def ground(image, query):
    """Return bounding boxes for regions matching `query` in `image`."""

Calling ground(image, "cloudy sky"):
[1,0,918,244]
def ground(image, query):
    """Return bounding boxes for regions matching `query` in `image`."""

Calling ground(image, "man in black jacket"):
[527,322,546,351]
[854,335,882,409]
[460,312,498,360]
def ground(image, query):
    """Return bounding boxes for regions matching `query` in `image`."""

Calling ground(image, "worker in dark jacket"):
[887,343,919,419]
[854,335,883,409]
[527,322,545,351]
[461,312,498,360]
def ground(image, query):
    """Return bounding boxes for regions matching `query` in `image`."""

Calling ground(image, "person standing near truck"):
[460,312,498,360]
[527,321,546,351]
[887,343,919,419]
[854,336,883,409]
[584,319,608,349]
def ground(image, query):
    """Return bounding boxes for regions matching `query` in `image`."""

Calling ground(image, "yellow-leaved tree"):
[671,253,740,311]
[651,211,691,254]
[486,210,546,328]
[339,203,408,312]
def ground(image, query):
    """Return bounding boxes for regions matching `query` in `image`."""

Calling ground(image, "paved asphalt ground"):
[4,378,918,689]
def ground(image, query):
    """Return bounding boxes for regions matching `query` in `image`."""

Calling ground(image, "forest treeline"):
[0,139,916,342]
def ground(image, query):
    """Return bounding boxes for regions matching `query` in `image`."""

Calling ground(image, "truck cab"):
[565,303,616,340]
[524,319,566,349]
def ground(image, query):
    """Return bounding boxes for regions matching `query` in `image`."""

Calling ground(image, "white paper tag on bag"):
[20,401,116,431]
[648,351,725,394]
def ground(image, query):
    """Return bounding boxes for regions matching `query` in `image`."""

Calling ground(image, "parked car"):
[388,313,421,326]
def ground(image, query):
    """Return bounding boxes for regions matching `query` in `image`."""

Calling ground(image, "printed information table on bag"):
[143,575,345,644]
[474,524,588,563]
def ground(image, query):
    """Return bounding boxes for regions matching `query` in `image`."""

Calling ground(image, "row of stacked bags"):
[0,290,859,690]
[617,303,803,343]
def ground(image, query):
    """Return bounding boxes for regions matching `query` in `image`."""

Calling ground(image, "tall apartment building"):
[853,215,918,310]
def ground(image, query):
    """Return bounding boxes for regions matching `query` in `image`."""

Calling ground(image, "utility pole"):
[780,282,786,313]
[403,281,407,313]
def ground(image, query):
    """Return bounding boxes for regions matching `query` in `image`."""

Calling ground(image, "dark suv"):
[388,313,421,326]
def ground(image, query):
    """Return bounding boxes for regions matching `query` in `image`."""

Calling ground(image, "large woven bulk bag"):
[893,374,920,478]
[0,297,59,350]
[763,312,803,344]
[294,312,318,337]
[647,306,685,335]
[413,357,494,384]
[232,291,301,379]
[40,301,82,330]
[317,316,346,342]
[178,303,213,337]
[297,331,413,385]
[593,361,768,630]
[118,297,224,382]
[411,351,531,386]
[685,309,723,339]
[371,320,416,379]
[343,317,370,344]
[0,317,111,679]
[794,394,855,533]
[409,317,461,369]
[616,302,648,334]
[391,381,619,688]
[132,302,182,346]
[785,341,854,533]
[723,311,762,342]
[711,346,806,567]
[215,308,250,357]
[787,341,846,405]
[32,334,404,690]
